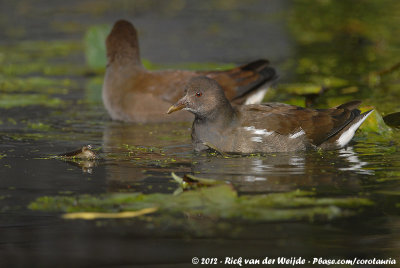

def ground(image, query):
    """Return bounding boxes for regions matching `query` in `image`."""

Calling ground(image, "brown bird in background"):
[102,20,278,123]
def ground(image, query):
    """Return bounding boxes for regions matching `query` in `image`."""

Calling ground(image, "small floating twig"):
[62,207,158,220]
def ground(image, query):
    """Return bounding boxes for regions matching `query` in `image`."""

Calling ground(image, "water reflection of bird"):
[63,159,97,174]
[103,20,278,123]
[168,77,373,153]
[338,147,374,175]
[190,148,370,193]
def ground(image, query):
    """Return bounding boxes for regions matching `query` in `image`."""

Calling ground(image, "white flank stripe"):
[244,126,256,131]
[251,137,263,143]
[336,110,373,147]
[289,129,306,139]
[244,126,274,136]
[253,129,274,135]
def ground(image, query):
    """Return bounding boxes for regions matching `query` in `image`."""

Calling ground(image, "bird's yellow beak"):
[167,103,185,114]
[167,97,187,114]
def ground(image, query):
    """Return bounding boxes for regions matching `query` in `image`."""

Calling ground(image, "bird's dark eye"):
[195,92,202,97]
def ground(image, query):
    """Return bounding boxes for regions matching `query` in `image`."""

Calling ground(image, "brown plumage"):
[102,20,278,123]
[167,77,373,153]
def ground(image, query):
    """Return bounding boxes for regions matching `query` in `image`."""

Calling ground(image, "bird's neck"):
[196,100,236,129]
[107,43,143,68]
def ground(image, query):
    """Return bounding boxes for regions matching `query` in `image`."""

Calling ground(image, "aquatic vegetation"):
[29,183,374,223]
[0,40,86,76]
[84,24,111,71]
[0,76,72,94]
[27,122,52,131]
[0,40,82,62]
[284,0,400,120]
[0,62,87,77]
[0,94,64,108]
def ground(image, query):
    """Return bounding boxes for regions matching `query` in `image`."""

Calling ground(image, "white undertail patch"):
[244,86,269,105]
[336,110,374,147]
[289,129,306,139]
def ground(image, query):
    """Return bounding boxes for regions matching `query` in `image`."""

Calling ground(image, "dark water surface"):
[1,0,400,267]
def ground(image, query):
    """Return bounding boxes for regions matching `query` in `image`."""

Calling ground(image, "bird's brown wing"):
[203,59,278,103]
[239,101,362,145]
